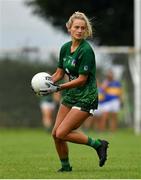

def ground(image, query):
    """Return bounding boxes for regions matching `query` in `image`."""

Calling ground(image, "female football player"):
[43,12,109,171]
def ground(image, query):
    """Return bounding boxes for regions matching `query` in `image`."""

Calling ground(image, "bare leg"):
[52,104,71,159]
[41,107,54,129]
[94,116,100,131]
[82,116,95,131]
[53,105,109,169]
[55,108,90,143]
[109,112,118,132]
[99,112,109,131]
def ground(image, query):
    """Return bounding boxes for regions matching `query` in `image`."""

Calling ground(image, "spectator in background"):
[99,70,123,132]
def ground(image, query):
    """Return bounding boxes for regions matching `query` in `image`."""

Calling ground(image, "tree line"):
[26,0,133,46]
[0,58,55,127]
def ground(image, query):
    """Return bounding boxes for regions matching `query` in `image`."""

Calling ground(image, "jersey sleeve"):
[78,48,95,75]
[58,45,66,69]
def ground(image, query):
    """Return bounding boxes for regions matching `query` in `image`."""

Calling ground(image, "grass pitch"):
[0,128,141,179]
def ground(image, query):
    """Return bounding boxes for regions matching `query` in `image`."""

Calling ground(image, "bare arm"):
[39,72,88,95]
[101,80,109,91]
[51,68,65,83]
[59,74,88,90]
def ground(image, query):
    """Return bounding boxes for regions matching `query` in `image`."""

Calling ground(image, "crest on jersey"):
[84,65,88,71]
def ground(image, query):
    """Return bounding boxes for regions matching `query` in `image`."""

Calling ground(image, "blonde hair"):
[66,11,93,39]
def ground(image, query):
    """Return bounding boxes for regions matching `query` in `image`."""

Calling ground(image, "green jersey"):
[58,39,98,112]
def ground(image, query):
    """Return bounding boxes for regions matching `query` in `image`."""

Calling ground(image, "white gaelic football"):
[31,72,53,94]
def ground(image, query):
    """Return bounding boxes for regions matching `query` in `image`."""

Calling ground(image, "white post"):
[134,0,141,134]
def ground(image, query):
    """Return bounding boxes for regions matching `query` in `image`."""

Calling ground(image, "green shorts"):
[61,96,98,115]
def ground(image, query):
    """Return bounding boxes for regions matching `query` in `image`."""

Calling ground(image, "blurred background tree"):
[0,0,135,128]
[26,0,133,46]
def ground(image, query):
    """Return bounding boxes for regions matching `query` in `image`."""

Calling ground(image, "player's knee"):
[51,129,56,139]
[56,129,65,140]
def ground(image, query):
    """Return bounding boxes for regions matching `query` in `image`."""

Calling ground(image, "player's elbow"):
[79,80,87,86]
[78,75,88,86]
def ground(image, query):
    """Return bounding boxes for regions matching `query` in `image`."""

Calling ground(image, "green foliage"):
[0,58,55,127]
[26,0,133,46]
[0,128,141,178]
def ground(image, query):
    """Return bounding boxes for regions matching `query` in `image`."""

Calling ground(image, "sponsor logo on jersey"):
[71,59,76,66]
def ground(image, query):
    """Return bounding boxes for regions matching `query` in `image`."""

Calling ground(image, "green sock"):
[60,157,71,169]
[87,137,101,149]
